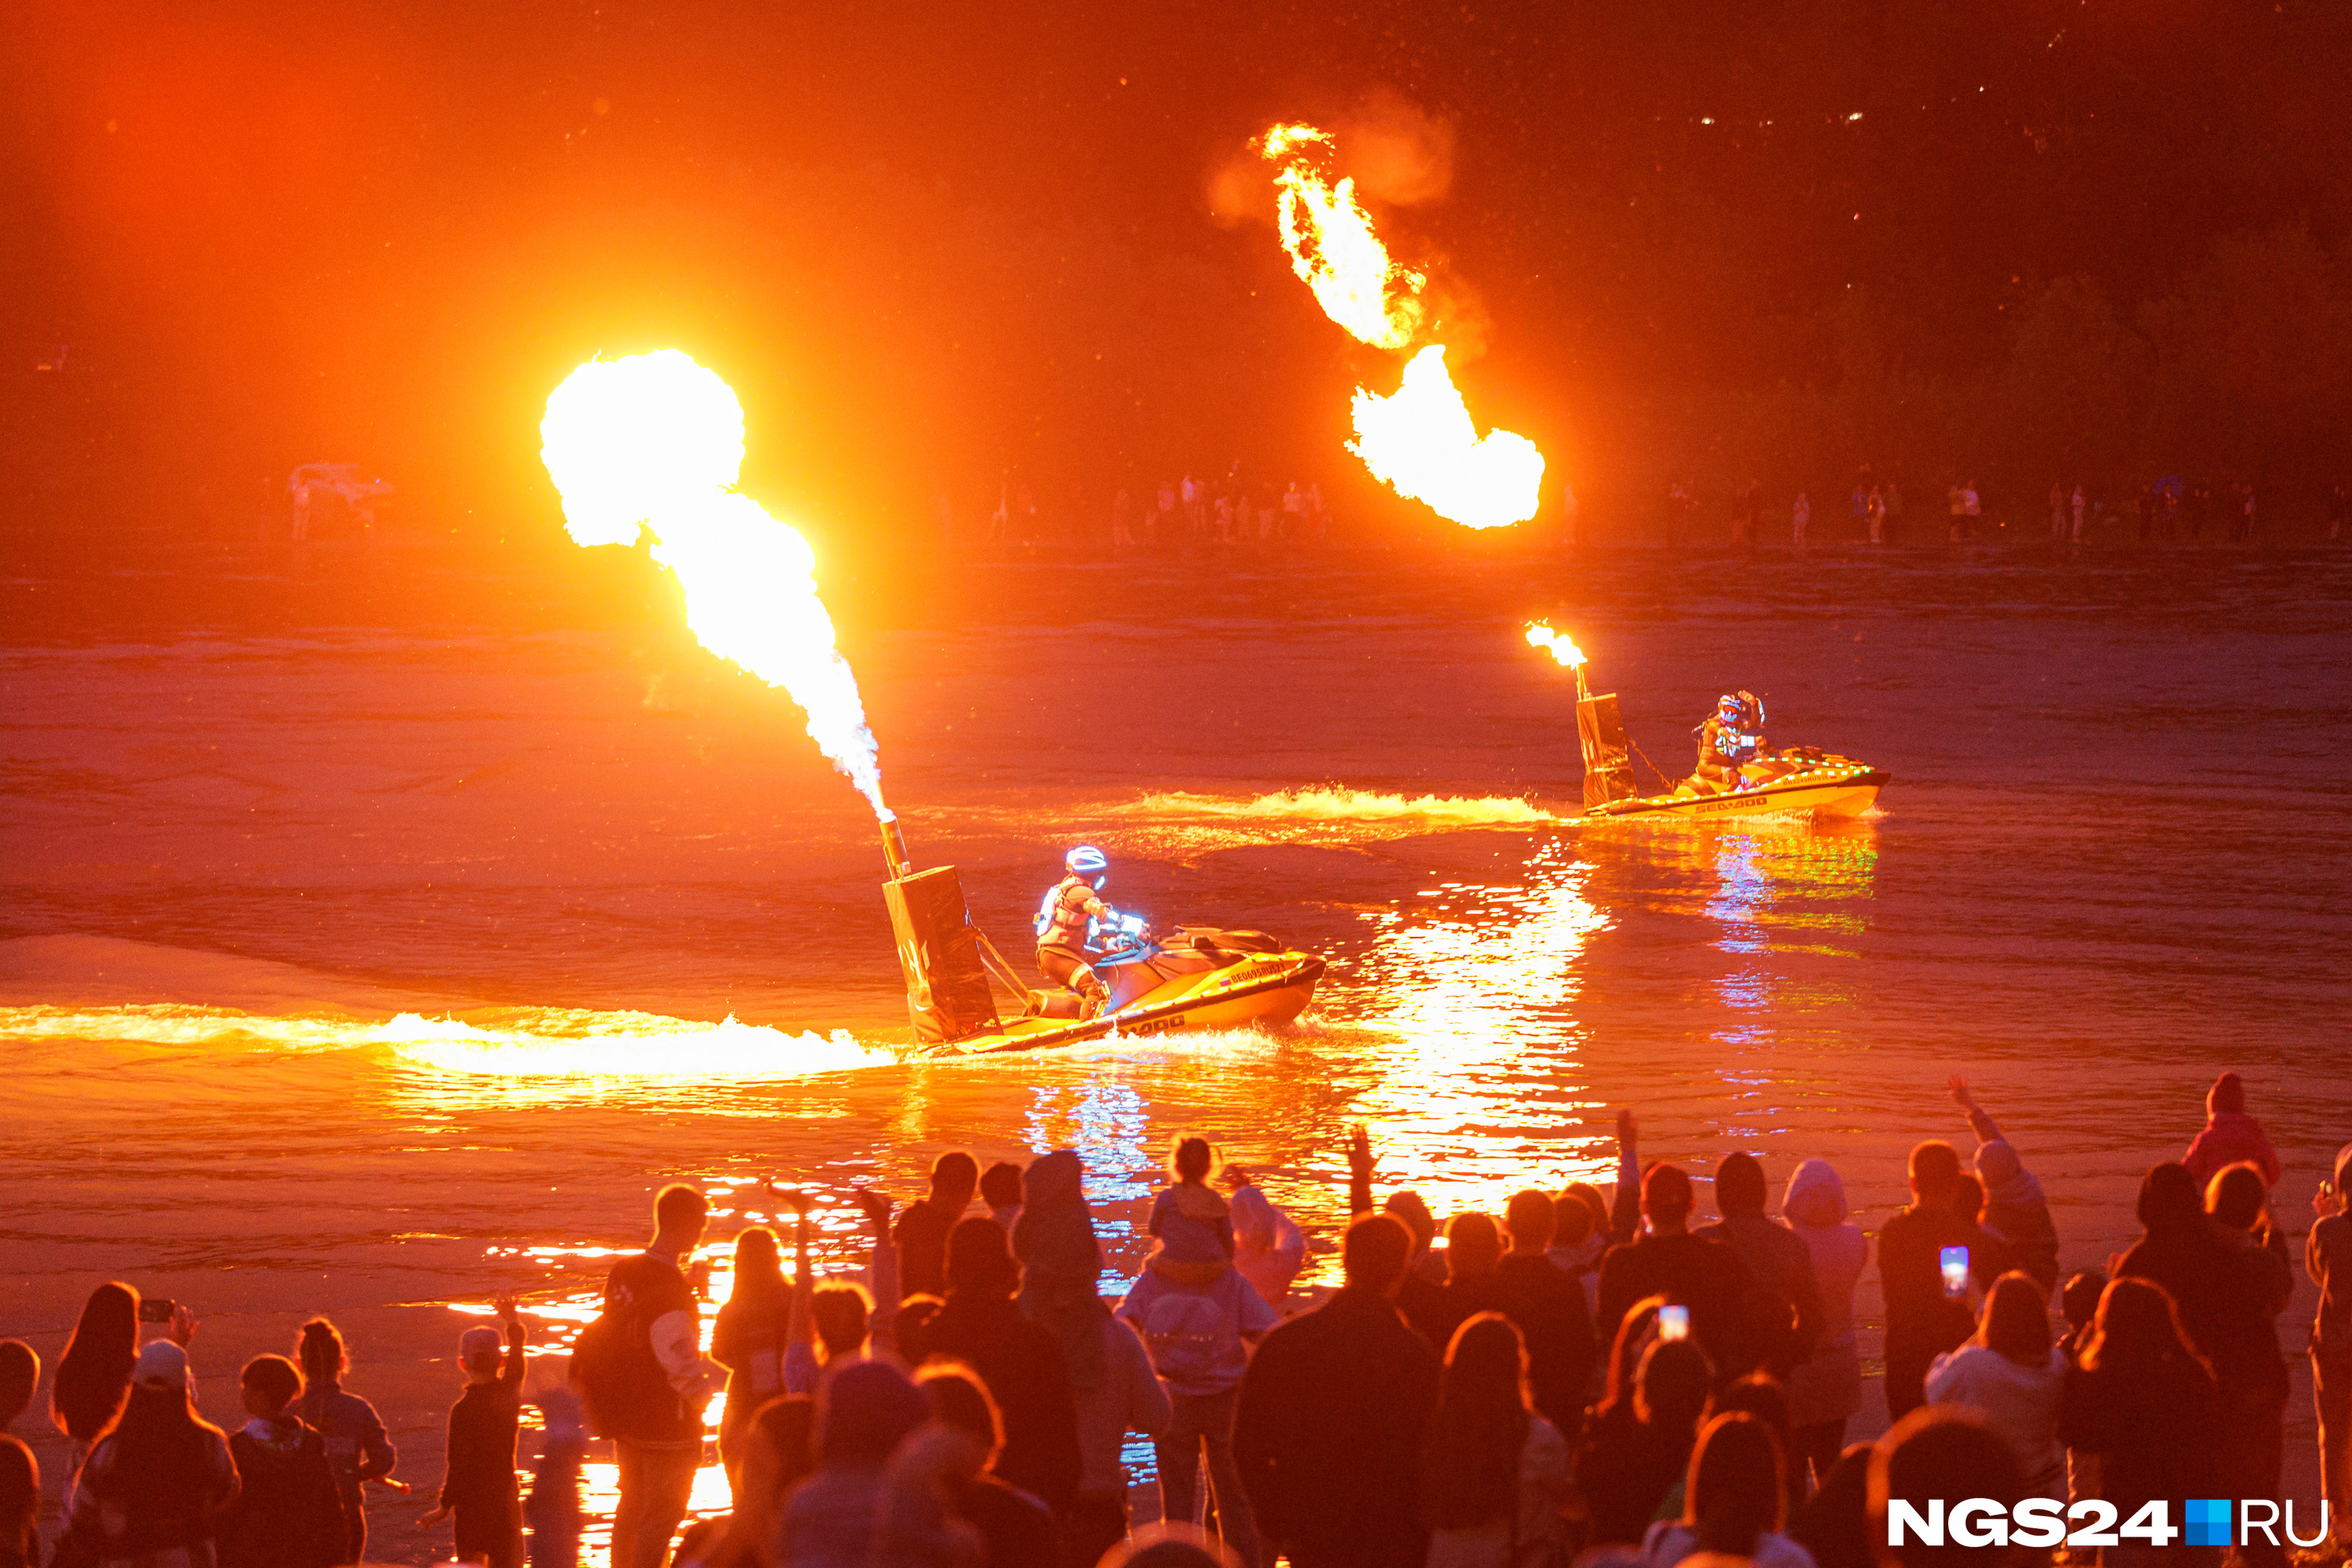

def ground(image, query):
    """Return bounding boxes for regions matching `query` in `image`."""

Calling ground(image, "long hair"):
[1421,1314,1533,1531]
[296,1319,347,1388]
[87,1384,225,1517]
[1596,1294,1668,1421]
[2081,1276,2212,1381]
[1976,1272,2054,1367]
[729,1227,786,1308]
[1685,1412,1784,1558]
[50,1283,138,1442]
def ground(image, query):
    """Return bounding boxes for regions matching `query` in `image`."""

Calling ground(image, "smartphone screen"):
[1657,1303,1690,1342]
[1940,1245,1970,1298]
[137,1298,176,1323]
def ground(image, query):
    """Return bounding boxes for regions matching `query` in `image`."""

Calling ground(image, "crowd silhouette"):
[3,1072,2345,1568]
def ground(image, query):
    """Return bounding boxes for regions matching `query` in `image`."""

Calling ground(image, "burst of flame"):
[1259,124,1425,350]
[1255,122,1544,530]
[1525,621,1587,669]
[540,350,891,821]
[1350,347,1544,530]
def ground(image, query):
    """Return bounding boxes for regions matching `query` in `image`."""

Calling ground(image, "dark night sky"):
[5,0,2349,557]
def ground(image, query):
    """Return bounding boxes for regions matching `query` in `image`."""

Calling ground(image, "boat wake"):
[0,1000,895,1080]
[1112,787,1555,826]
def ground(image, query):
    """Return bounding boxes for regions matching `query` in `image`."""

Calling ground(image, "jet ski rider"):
[1693,691,1768,793]
[1035,845,1145,1015]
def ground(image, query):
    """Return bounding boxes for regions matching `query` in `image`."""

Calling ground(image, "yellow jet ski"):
[1583,746,1887,822]
[875,821,1323,1056]
[934,927,1325,1056]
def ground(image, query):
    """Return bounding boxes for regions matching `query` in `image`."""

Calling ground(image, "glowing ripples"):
[1341,837,1615,1213]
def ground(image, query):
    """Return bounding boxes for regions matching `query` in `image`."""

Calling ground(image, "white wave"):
[0,1002,896,1080]
[1111,787,1555,826]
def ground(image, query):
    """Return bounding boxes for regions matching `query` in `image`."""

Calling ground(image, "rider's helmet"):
[1065,844,1109,884]
[1716,693,1744,724]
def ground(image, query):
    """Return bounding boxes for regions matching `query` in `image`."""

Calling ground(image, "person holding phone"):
[1876,1142,1994,1421]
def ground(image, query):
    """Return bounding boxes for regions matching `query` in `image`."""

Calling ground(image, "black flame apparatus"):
[877,818,1036,1044]
[1571,661,1639,808]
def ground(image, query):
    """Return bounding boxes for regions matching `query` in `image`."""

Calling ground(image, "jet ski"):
[875,821,1323,1056]
[1583,746,1887,822]
[927,927,1325,1057]
[1523,623,1888,824]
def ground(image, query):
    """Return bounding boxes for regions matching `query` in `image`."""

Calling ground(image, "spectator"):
[1575,1335,1713,1548]
[2055,1269,2106,1509]
[1496,1189,1599,1439]
[1223,1165,1307,1308]
[1868,1406,2024,1568]
[775,1359,938,1565]
[1704,1376,1796,1522]
[219,1354,343,1568]
[2181,1070,2282,1187]
[1549,1184,1612,1318]
[572,1182,717,1568]
[1348,1127,1447,1316]
[1232,1211,1441,1568]
[60,1341,239,1568]
[2207,1162,2293,1567]
[2071,484,2086,543]
[1642,1411,1813,1568]
[1947,1077,2060,1291]
[2058,1278,2221,1554]
[1922,1273,2065,1496]
[1697,1153,1822,1379]
[1120,1199,1271,1566]
[896,1152,981,1299]
[2111,1162,2266,1393]
[292,1316,397,1563]
[2311,1142,2352,1556]
[916,1363,1058,1568]
[1875,1142,1991,1421]
[526,1391,586,1568]
[979,1162,1023,1235]
[1422,1313,1568,1568]
[423,1294,530,1568]
[898,1216,1083,1517]
[1022,1149,1169,1562]
[713,1208,796,1486]
[0,1433,31,1568]
[1791,492,1810,549]
[1407,1211,1506,1352]
[1596,1161,1763,1378]
[0,1343,34,1434]
[797,1188,902,1381]
[49,1283,141,1472]
[1790,1445,1871,1568]
[1779,1159,1865,1490]
[1152,1136,1236,1258]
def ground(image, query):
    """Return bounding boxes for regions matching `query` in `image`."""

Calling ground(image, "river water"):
[4,544,2347,1555]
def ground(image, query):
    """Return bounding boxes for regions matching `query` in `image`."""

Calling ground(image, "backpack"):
[570,1258,695,1443]
[1137,1286,1241,1392]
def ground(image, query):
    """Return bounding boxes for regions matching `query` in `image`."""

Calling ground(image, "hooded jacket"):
[2112,1163,2278,1395]
[1971,1140,2060,1291]
[1229,1184,1307,1308]
[1011,1151,1109,1392]
[2181,1072,2282,1188]
[1779,1160,1867,1428]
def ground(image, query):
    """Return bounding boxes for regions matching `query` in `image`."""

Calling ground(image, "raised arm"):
[854,1188,900,1360]
[1347,1125,1374,1218]
[496,1294,528,1391]
[1947,1075,2005,1146]
[1608,1108,1642,1246]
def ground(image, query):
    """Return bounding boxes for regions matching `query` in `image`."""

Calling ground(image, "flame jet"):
[1257,123,1544,531]
[540,350,891,822]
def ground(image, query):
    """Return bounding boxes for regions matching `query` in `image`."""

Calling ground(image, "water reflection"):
[1338,836,1611,1212]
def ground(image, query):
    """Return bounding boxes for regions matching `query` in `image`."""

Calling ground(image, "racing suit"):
[1036,874,1114,1003]
[1694,712,1765,793]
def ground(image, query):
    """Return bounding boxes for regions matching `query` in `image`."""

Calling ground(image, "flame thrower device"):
[1570,664,1638,809]
[878,819,1037,1044]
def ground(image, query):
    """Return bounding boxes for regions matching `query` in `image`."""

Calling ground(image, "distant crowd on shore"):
[5,1070,2347,1568]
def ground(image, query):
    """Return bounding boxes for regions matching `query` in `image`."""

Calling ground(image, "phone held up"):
[1940,1246,1971,1299]
[1657,1303,1691,1342]
[137,1298,176,1324]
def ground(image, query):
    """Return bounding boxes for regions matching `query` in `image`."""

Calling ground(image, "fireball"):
[540,350,890,820]
[1525,621,1588,669]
